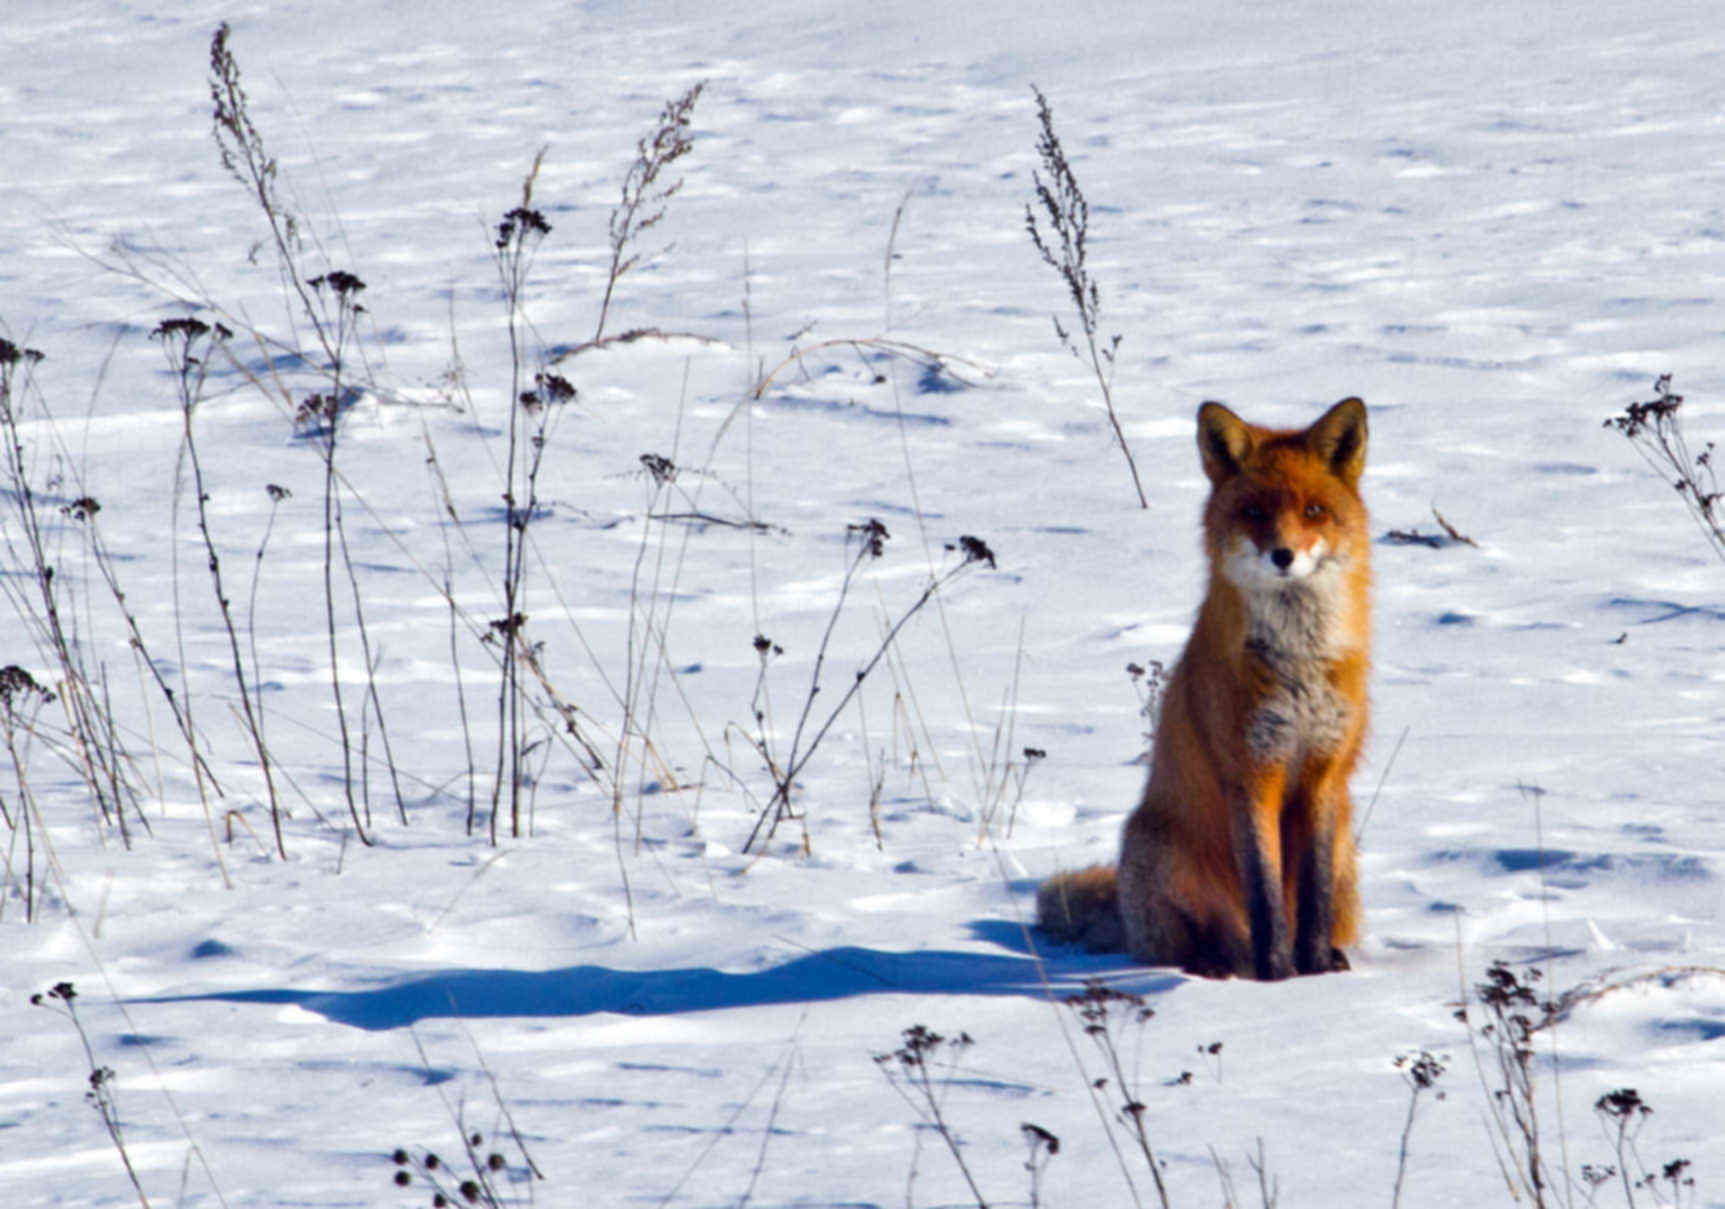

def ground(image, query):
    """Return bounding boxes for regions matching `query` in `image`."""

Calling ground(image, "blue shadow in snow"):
[139,936,1179,1032]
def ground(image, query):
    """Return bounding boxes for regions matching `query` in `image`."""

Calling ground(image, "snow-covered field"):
[5,1,1725,1205]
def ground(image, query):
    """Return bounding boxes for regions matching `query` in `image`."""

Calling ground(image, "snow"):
[4,1,1725,1206]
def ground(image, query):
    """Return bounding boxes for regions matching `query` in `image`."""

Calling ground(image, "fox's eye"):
[1242,503,1269,523]
[1304,502,1328,521]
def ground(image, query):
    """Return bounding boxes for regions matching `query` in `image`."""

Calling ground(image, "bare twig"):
[1061,980,1173,1209]
[33,982,152,1208]
[1025,86,1147,508]
[751,336,992,400]
[1607,374,1724,562]
[740,527,995,853]
[595,82,704,342]
[1391,1050,1448,1209]
[155,317,286,857]
[875,1025,991,1208]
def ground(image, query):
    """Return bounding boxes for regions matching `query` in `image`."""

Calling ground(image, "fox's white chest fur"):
[1230,549,1360,763]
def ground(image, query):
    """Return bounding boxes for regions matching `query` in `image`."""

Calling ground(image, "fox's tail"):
[1035,864,1123,952]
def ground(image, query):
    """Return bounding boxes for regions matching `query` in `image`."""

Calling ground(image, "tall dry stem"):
[1025,85,1148,509]
[155,317,286,857]
[595,82,704,342]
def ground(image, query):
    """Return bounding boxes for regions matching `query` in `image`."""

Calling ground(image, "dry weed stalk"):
[1025,85,1147,509]
[1390,1050,1448,1209]
[490,158,560,841]
[1,665,55,921]
[1462,962,1560,1206]
[0,338,139,844]
[33,982,151,1208]
[595,81,705,342]
[1607,374,1724,563]
[875,1025,992,1208]
[739,525,996,854]
[210,23,407,841]
[155,316,286,857]
[751,337,992,400]
[1063,980,1173,1209]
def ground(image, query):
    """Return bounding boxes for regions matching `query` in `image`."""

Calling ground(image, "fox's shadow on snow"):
[141,921,1179,1032]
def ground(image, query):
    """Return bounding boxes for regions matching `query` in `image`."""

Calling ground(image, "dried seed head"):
[537,372,575,404]
[0,338,46,367]
[496,206,552,249]
[849,517,889,558]
[1594,1087,1650,1121]
[1021,1121,1060,1155]
[152,316,211,341]
[295,392,341,434]
[0,666,54,708]
[639,452,677,485]
[954,534,996,568]
[308,270,367,298]
[488,613,527,641]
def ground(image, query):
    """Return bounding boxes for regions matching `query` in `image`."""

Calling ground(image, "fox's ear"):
[1306,396,1368,490]
[1197,401,1253,484]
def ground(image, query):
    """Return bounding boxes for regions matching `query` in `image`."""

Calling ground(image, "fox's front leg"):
[1291,762,1352,975]
[1234,765,1295,981]
[1292,808,1342,975]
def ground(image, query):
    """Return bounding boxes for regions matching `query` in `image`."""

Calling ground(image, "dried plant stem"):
[1025,85,1147,509]
[1062,982,1172,1209]
[0,340,135,840]
[210,23,334,373]
[595,82,704,342]
[875,1026,991,1209]
[549,325,722,365]
[244,485,289,777]
[1607,373,1724,562]
[287,272,393,843]
[751,337,991,400]
[1391,1084,1422,1208]
[1459,960,1560,1208]
[79,511,225,802]
[612,457,680,850]
[2,676,55,921]
[33,983,152,1208]
[1390,1051,1447,1209]
[334,488,407,825]
[420,427,483,833]
[488,151,560,843]
[742,528,994,854]
[210,25,403,840]
[156,319,286,857]
[317,416,366,841]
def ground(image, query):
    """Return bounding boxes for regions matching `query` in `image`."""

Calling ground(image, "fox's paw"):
[1258,955,1297,982]
[1296,946,1351,975]
[1243,947,1296,981]
[1292,940,1352,976]
[1181,952,1237,980]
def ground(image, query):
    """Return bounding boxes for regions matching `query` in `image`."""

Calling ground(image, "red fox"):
[1039,397,1371,980]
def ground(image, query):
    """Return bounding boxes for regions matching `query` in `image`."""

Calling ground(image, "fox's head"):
[1196,397,1369,593]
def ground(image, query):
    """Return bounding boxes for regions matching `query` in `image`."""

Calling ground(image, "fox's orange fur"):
[1039,397,1371,979]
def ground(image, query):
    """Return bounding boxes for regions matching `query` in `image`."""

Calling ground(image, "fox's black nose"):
[1270,547,1294,570]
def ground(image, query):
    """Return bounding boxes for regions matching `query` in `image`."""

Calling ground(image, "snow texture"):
[4,1,1724,1206]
